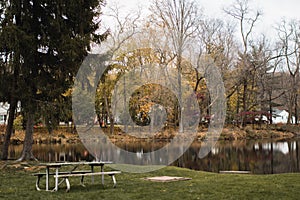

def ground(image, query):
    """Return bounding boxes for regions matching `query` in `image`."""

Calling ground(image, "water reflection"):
[173,140,300,174]
[5,143,94,162]
[76,127,195,173]
[3,139,300,174]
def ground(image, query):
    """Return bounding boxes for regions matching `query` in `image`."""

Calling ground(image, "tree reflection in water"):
[3,139,300,174]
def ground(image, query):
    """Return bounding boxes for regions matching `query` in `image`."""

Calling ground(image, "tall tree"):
[276,19,300,124]
[0,0,23,160]
[0,0,107,161]
[224,0,262,126]
[95,3,141,134]
[150,0,200,132]
[194,18,236,124]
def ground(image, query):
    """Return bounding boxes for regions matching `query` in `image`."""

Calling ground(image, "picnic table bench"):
[33,170,91,191]
[33,161,121,192]
[54,171,121,192]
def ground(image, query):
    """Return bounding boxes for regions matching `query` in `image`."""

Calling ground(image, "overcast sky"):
[97,0,300,53]
[103,0,300,35]
[104,0,300,19]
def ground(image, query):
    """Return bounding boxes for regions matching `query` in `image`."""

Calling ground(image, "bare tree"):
[150,0,201,132]
[276,19,300,124]
[224,0,261,55]
[259,41,286,125]
[184,17,237,124]
[224,0,262,126]
[96,3,142,134]
[101,3,141,55]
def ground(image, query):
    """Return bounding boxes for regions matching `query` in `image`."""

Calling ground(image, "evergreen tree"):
[0,0,107,160]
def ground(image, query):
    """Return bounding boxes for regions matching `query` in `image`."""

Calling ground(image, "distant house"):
[0,103,9,125]
[0,102,21,125]
[272,108,295,124]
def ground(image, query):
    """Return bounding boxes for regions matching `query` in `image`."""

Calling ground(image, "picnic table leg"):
[80,175,86,187]
[54,168,59,191]
[46,167,49,191]
[101,165,104,185]
[111,175,117,188]
[65,178,70,192]
[35,175,42,191]
[91,165,94,184]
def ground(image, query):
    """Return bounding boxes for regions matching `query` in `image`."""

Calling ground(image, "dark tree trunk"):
[109,118,114,135]
[268,92,273,125]
[295,93,298,125]
[2,7,20,159]
[17,110,37,161]
[235,87,240,127]
[242,80,248,127]
[1,98,17,160]
[104,91,114,134]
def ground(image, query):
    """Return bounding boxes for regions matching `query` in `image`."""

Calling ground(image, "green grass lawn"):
[1,164,300,200]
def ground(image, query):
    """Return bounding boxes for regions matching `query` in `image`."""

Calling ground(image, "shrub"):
[13,115,23,131]
[0,124,6,132]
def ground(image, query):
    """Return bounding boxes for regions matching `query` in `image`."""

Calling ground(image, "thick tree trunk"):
[109,118,114,135]
[1,98,17,160]
[17,110,37,161]
[2,8,20,159]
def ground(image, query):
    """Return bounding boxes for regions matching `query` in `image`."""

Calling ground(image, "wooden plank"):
[38,161,113,167]
[33,170,91,176]
[219,171,251,174]
[55,171,121,178]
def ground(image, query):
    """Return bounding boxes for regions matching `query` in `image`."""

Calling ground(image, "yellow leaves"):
[140,102,155,117]
[114,48,161,69]
[36,89,42,95]
[62,88,72,97]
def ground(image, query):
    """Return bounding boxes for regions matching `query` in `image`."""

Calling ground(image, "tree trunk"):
[295,93,298,125]
[123,75,128,133]
[177,55,183,133]
[287,97,293,125]
[17,110,37,161]
[268,92,273,125]
[1,98,17,160]
[242,80,248,127]
[150,109,154,133]
[2,8,20,159]
[104,91,114,134]
[109,118,114,135]
[236,86,240,127]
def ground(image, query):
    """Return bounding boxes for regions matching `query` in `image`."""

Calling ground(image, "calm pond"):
[4,139,300,174]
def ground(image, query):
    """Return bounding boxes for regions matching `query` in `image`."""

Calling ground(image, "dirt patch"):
[0,160,43,172]
[143,176,191,182]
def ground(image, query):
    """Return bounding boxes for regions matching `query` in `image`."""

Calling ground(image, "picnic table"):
[33,161,121,192]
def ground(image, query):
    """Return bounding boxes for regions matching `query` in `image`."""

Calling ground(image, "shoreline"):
[0,125,299,145]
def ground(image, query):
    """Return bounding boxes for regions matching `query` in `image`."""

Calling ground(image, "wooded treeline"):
[1,0,300,160]
[96,0,300,132]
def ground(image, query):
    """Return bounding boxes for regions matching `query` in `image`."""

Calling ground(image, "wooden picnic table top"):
[38,161,113,167]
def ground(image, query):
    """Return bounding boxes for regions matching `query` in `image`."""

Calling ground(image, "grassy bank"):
[1,124,298,146]
[1,162,300,199]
